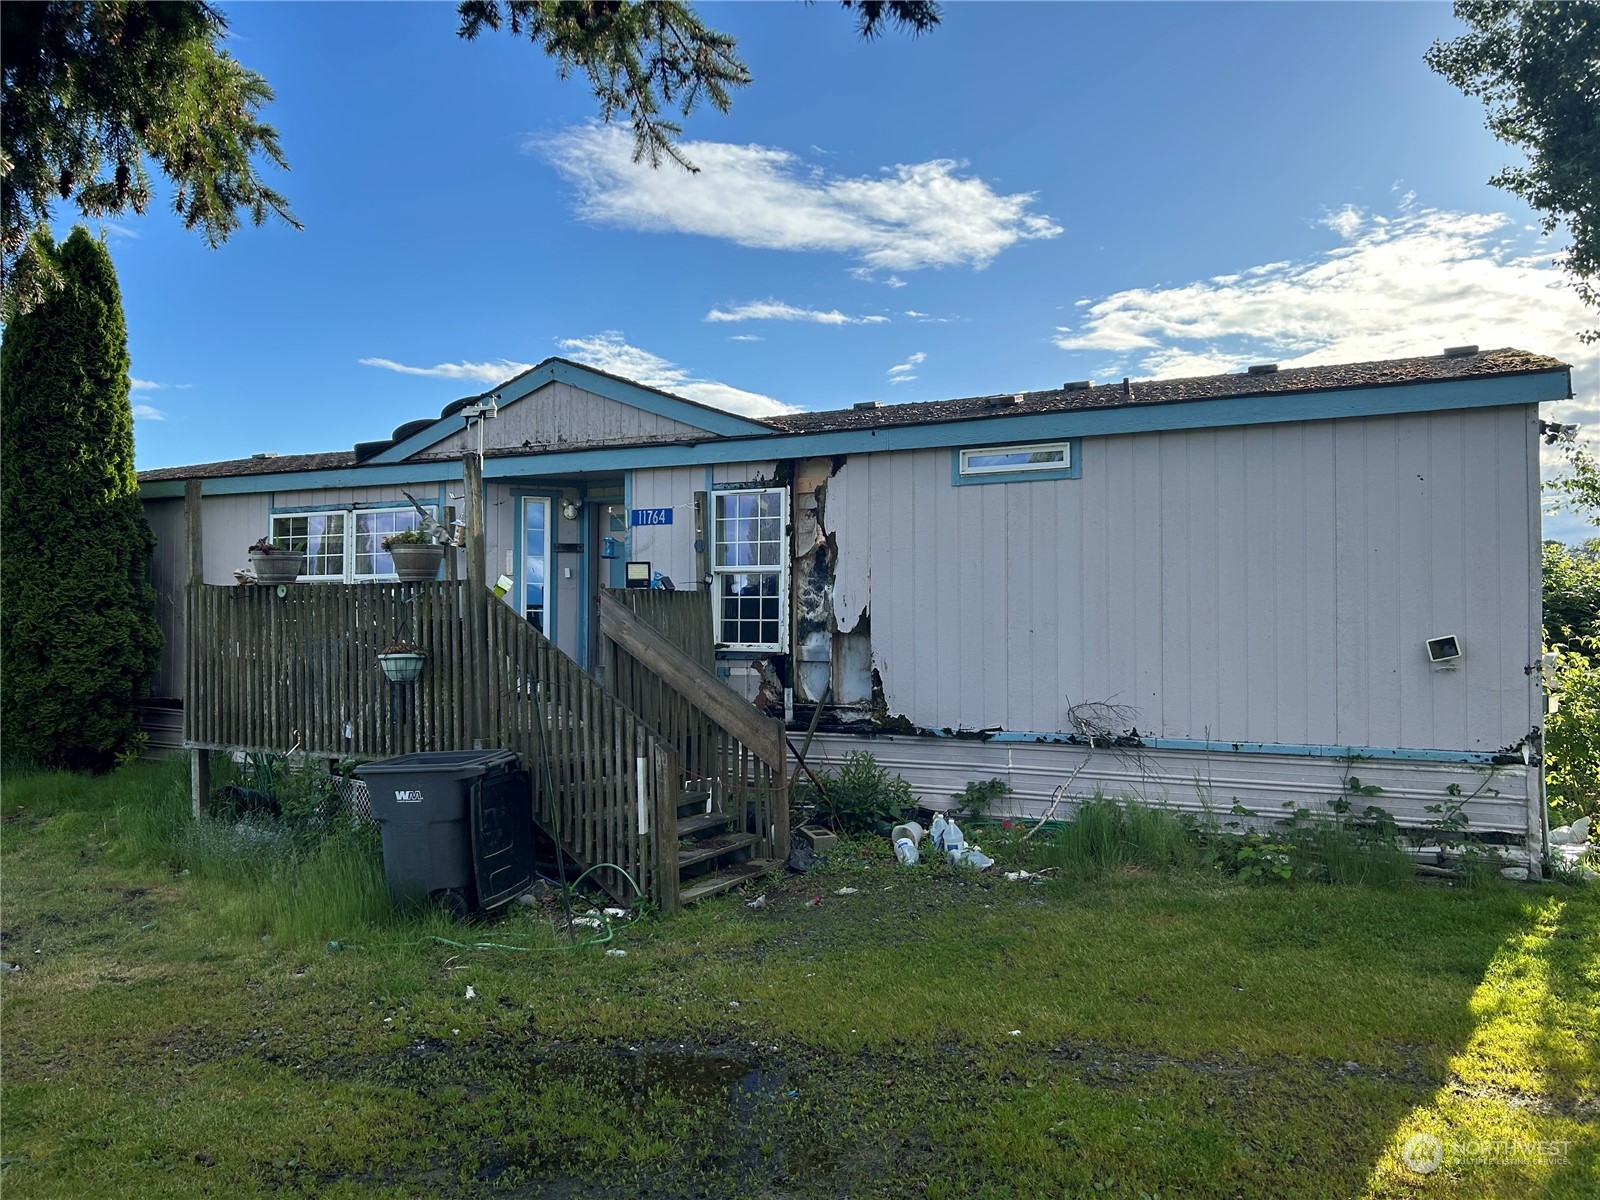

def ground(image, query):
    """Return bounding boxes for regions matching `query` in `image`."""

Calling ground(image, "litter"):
[834,886,859,895]
[1004,870,1035,882]
[746,894,767,909]
[806,896,823,907]
[465,985,476,999]
[603,907,627,918]
[605,948,627,957]
[890,822,924,866]
[1550,815,1591,845]
[1,961,18,974]
[930,816,994,869]
[569,916,603,929]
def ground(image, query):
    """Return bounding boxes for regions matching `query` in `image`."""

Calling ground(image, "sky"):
[98,1,1597,541]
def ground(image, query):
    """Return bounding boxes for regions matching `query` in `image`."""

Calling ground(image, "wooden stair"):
[674,784,781,905]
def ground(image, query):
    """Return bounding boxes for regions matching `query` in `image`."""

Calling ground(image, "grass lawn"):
[1,760,1595,1198]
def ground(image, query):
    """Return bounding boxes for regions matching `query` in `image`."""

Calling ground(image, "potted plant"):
[248,536,305,584]
[376,641,427,683]
[383,529,446,582]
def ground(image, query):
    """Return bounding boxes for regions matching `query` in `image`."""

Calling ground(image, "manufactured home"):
[139,346,1572,891]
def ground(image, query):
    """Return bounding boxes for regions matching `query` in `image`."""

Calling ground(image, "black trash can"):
[354,750,535,916]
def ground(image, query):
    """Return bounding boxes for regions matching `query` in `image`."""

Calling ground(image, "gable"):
[411,379,713,458]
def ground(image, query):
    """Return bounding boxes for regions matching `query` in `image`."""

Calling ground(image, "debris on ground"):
[891,821,924,866]
[745,894,767,909]
[834,887,859,896]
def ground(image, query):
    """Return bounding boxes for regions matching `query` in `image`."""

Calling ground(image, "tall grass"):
[1037,794,1200,877]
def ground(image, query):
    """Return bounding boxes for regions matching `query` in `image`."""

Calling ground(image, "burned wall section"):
[791,457,876,722]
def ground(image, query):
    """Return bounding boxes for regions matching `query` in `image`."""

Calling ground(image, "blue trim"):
[613,473,632,590]
[576,497,591,670]
[469,371,1562,479]
[927,729,1504,764]
[369,360,769,464]
[950,438,1082,486]
[139,369,1565,500]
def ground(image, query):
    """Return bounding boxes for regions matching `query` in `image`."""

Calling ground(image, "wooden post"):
[184,480,210,819]
[463,450,487,747]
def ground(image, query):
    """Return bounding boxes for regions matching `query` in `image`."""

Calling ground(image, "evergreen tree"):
[1,226,162,771]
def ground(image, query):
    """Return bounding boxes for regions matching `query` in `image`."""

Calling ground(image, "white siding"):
[199,493,270,584]
[628,466,703,588]
[275,483,434,509]
[826,407,1539,754]
[417,381,709,456]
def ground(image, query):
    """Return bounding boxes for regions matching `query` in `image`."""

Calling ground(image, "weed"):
[798,752,914,835]
[951,777,1012,821]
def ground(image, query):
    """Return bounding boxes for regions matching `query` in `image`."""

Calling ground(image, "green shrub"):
[0,227,162,771]
[802,752,914,835]
[1546,644,1600,825]
[951,777,1011,821]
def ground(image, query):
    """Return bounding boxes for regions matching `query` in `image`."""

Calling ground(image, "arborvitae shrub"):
[1,227,162,771]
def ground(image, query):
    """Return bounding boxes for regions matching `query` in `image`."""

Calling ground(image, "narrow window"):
[712,488,787,651]
[522,496,550,632]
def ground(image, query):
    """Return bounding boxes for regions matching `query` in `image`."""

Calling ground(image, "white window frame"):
[958,441,1073,477]
[270,504,434,582]
[711,486,788,653]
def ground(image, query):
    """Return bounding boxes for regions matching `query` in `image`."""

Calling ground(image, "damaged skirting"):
[796,732,1537,846]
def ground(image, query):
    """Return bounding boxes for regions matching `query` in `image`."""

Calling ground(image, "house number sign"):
[630,508,673,526]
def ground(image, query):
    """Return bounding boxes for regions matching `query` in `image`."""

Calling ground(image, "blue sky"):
[103,2,1596,538]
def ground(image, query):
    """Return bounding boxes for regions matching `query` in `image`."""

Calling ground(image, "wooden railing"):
[607,589,715,670]
[185,582,682,909]
[598,591,789,869]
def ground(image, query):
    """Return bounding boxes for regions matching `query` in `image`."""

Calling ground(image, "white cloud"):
[887,352,926,378]
[1053,202,1600,536]
[359,357,532,384]
[130,378,163,391]
[132,404,166,421]
[728,334,763,342]
[1054,204,1594,380]
[555,332,795,418]
[540,124,1060,273]
[705,299,889,326]
[885,276,908,289]
[1320,206,1365,240]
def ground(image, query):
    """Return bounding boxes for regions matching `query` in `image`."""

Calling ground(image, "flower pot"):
[250,551,304,584]
[376,652,427,684]
[388,542,446,582]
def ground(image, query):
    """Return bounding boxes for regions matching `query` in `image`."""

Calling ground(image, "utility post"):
[184,478,210,819]
[460,394,497,748]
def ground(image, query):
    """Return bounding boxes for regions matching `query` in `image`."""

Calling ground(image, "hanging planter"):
[376,643,427,684]
[384,531,447,582]
[247,537,305,584]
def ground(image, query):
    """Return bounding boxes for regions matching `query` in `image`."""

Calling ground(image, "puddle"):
[524,1045,790,1116]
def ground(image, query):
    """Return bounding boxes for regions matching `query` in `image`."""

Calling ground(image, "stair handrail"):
[597,592,786,772]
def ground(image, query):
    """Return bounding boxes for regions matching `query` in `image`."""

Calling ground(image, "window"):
[953,439,1080,485]
[270,505,431,581]
[712,487,787,651]
[522,496,550,632]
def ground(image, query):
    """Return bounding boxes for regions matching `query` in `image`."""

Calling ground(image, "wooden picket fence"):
[185,581,683,908]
